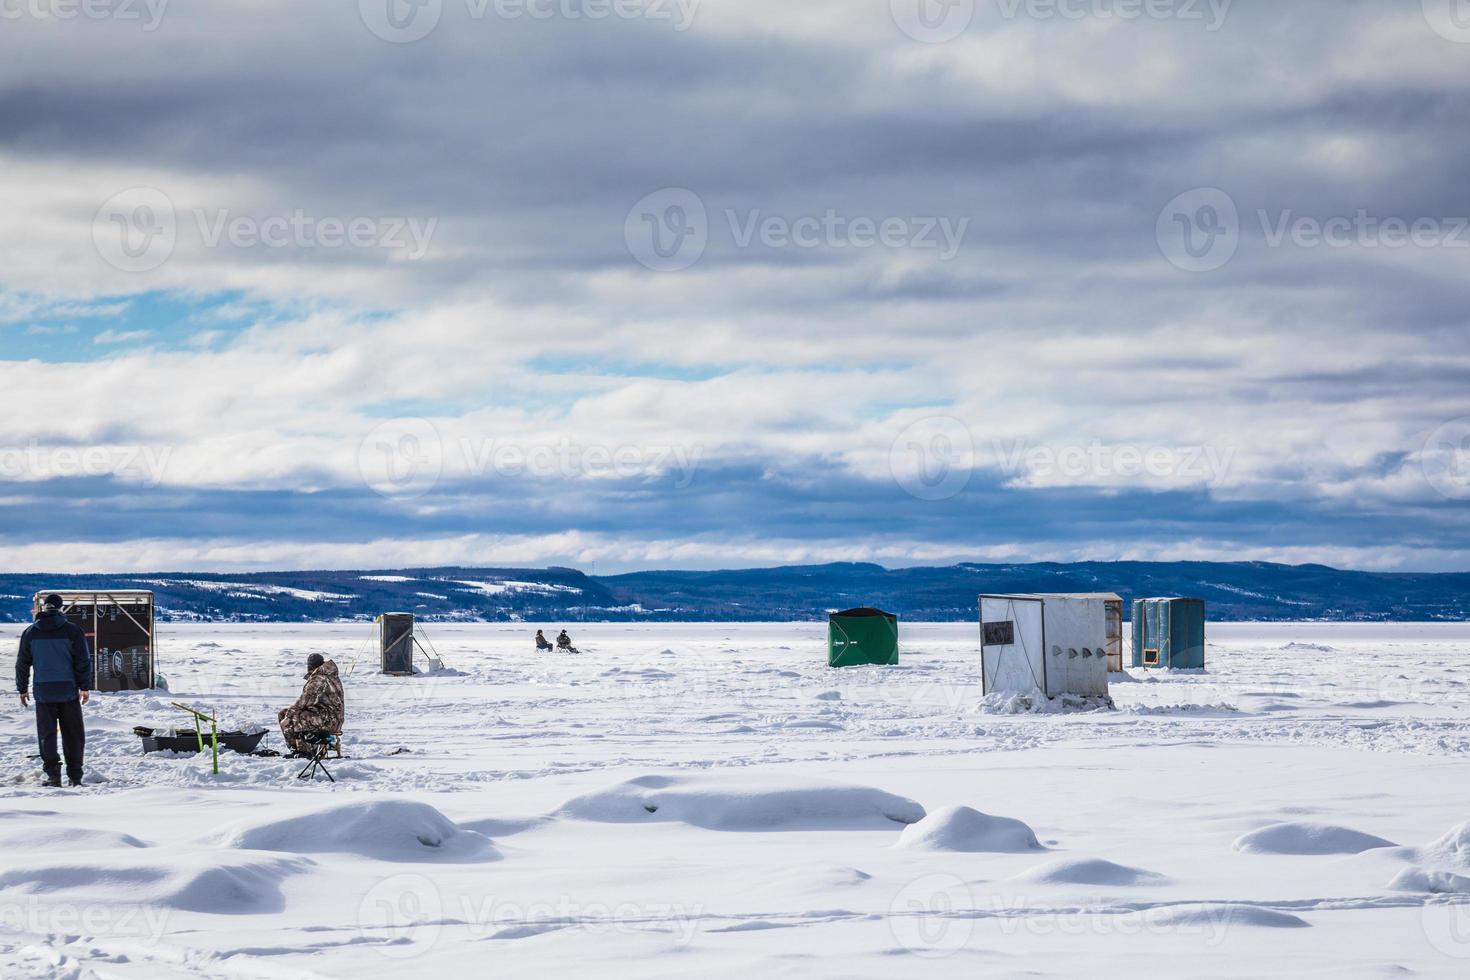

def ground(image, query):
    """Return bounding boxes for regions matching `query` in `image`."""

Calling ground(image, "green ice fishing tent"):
[827,607,899,668]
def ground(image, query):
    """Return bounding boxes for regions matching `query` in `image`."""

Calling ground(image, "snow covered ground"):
[2,621,1469,978]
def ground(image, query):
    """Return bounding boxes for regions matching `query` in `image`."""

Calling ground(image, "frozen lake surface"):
[2,621,1469,977]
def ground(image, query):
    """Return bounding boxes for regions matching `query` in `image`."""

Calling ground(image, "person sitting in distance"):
[278,653,344,756]
[535,630,553,651]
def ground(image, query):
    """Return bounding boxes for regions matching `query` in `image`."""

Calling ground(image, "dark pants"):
[35,699,85,783]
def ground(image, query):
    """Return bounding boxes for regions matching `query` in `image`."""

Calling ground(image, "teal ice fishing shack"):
[1131,598,1206,669]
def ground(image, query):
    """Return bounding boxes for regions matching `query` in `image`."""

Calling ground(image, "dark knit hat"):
[306,653,325,676]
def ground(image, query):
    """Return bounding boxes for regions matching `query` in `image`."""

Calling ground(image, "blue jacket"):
[16,611,92,703]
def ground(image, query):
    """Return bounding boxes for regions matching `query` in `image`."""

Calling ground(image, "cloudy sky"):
[0,0,1467,574]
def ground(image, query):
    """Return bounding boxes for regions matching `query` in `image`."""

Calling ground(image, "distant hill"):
[0,560,1466,624]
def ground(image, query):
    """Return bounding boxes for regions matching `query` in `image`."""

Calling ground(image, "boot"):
[43,774,62,788]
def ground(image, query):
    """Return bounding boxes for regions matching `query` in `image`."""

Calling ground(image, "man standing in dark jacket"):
[16,594,91,787]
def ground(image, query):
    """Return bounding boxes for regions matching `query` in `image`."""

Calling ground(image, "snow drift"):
[1418,820,1470,870]
[894,805,1042,853]
[0,850,312,914]
[1140,904,1310,930]
[1388,867,1470,894]
[203,799,499,862]
[556,774,925,830]
[1010,857,1167,886]
[1233,822,1396,856]
[0,826,150,851]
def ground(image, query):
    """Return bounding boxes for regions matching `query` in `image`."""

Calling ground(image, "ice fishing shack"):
[32,590,157,692]
[827,607,899,667]
[979,593,1110,698]
[1131,597,1207,669]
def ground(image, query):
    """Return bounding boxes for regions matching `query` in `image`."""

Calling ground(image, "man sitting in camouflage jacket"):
[278,654,344,755]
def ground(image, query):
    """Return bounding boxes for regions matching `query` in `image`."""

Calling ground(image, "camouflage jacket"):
[283,660,344,734]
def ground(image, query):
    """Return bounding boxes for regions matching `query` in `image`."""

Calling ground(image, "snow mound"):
[975,692,1112,715]
[204,799,499,862]
[557,775,925,831]
[1282,642,1335,652]
[895,805,1041,853]
[1419,821,1470,870]
[1010,857,1166,887]
[1388,867,1470,894]
[0,850,311,914]
[1142,904,1309,929]
[0,825,150,851]
[1233,822,1395,855]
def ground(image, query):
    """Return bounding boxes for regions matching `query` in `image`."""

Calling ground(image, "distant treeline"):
[1,560,1466,623]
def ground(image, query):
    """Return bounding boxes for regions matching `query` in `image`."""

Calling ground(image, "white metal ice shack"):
[979,593,1110,699]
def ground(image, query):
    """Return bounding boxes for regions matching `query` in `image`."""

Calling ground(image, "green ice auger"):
[171,701,220,775]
